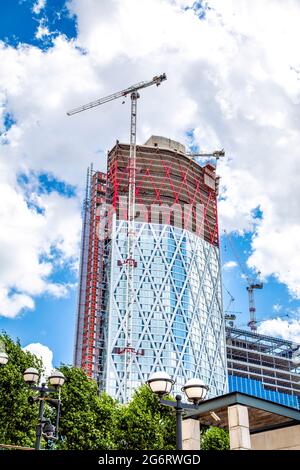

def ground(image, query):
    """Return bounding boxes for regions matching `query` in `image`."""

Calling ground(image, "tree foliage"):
[201,426,230,450]
[57,365,119,450]
[115,385,176,450]
[57,376,176,450]
[0,333,42,448]
[0,334,229,451]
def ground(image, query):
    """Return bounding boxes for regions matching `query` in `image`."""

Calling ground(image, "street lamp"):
[48,370,65,388]
[23,368,65,450]
[181,378,209,405]
[23,367,39,385]
[147,372,208,450]
[146,371,175,397]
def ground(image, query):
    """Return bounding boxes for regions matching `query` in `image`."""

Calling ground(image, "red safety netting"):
[108,145,219,247]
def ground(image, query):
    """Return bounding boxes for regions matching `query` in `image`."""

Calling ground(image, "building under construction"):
[226,326,300,409]
[74,135,228,402]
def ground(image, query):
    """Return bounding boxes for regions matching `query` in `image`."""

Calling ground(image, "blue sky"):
[0,0,76,46]
[1,0,300,370]
[220,233,299,328]
[0,0,78,366]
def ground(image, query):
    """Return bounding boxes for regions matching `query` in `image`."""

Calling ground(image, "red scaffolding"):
[107,141,219,247]
[75,169,107,379]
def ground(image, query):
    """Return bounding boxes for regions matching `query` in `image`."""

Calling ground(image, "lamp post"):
[23,368,65,450]
[146,372,208,450]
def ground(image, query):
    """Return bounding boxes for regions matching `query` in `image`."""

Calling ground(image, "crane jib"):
[66,73,167,116]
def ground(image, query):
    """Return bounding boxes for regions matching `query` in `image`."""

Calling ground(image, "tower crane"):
[222,283,242,328]
[246,282,263,332]
[186,148,225,195]
[224,230,263,332]
[187,149,225,160]
[67,74,167,401]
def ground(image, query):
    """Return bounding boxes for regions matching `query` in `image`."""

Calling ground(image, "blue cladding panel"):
[228,374,300,410]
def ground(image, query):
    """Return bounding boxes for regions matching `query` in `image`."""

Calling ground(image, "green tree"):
[115,385,176,450]
[57,365,120,450]
[201,426,230,450]
[0,334,231,451]
[0,332,42,448]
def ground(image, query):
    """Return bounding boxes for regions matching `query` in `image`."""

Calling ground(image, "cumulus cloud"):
[32,0,46,15]
[35,20,51,40]
[223,260,238,270]
[23,342,54,379]
[1,0,300,318]
[0,288,34,319]
[0,169,81,317]
[258,318,300,344]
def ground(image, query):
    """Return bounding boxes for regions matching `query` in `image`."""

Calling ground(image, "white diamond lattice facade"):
[104,219,227,402]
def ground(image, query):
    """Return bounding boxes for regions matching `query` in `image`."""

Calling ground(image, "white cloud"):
[273,304,282,313]
[32,0,46,15]
[35,21,51,40]
[223,260,238,270]
[0,288,34,319]
[258,318,300,344]
[247,223,300,298]
[23,342,54,380]
[1,0,300,317]
[0,170,81,317]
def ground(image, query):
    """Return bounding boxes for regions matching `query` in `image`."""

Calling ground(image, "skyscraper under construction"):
[74,136,228,402]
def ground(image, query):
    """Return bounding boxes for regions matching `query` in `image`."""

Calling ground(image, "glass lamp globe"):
[182,378,208,404]
[48,370,65,388]
[146,371,174,397]
[23,367,39,385]
[0,352,8,366]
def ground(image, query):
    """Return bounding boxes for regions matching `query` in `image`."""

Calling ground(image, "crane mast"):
[123,91,138,400]
[247,283,263,332]
[67,74,167,401]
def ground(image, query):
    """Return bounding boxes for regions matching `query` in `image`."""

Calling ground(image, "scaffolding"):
[74,167,107,381]
[107,140,219,246]
[74,167,91,369]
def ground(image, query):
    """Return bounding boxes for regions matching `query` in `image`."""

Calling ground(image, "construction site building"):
[74,136,228,402]
[226,326,300,409]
